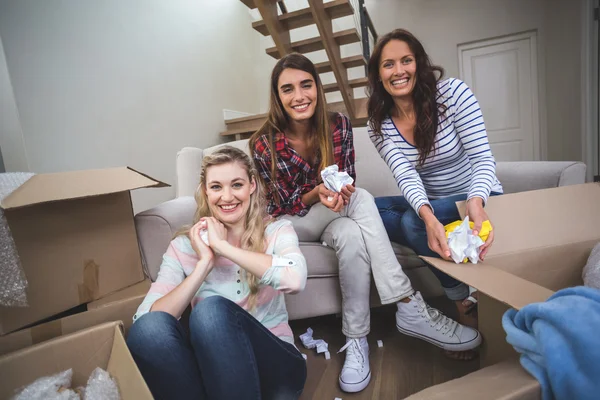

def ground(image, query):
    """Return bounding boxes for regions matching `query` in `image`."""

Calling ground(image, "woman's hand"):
[340,184,355,206]
[204,217,229,257]
[189,221,214,270]
[466,197,494,261]
[318,184,344,212]
[424,217,452,260]
[420,206,451,260]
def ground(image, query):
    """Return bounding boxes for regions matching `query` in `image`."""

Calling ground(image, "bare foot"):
[455,291,479,329]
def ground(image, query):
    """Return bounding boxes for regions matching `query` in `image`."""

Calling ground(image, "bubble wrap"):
[82,367,120,400]
[12,369,80,400]
[583,242,600,289]
[0,172,35,307]
[12,368,120,400]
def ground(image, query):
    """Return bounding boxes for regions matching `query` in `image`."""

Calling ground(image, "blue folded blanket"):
[502,286,600,400]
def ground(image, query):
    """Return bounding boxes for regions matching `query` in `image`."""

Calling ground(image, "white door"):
[459,32,540,161]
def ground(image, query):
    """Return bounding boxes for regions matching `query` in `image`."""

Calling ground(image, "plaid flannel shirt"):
[253,112,356,217]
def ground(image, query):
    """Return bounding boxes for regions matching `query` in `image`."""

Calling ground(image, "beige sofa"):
[134,131,586,320]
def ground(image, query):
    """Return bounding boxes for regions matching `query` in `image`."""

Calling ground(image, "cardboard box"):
[0,280,150,356]
[0,167,166,335]
[408,183,600,399]
[405,359,541,400]
[88,279,151,310]
[0,321,152,399]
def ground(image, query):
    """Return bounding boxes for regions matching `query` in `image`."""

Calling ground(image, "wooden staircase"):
[222,0,375,140]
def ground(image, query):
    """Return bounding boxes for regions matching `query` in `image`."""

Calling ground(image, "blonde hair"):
[249,53,335,201]
[177,146,269,310]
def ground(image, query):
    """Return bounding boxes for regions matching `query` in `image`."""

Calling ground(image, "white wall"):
[364,0,583,162]
[0,0,272,212]
[544,0,583,162]
[0,35,29,172]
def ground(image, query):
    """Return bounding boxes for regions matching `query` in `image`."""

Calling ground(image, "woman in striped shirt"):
[127,146,307,400]
[367,29,503,335]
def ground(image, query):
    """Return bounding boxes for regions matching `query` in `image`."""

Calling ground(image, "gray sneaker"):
[396,292,481,351]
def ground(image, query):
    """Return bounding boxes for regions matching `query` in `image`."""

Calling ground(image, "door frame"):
[582,0,598,181]
[458,30,543,161]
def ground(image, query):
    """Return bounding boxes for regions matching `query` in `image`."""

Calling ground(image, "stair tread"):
[266,28,360,59]
[225,113,267,125]
[314,55,366,74]
[322,77,369,93]
[253,0,354,36]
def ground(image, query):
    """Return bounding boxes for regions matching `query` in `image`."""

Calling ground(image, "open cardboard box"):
[406,183,600,399]
[0,321,152,399]
[0,280,151,357]
[0,167,166,335]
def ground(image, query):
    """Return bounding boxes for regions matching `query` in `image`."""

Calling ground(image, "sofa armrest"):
[135,196,196,281]
[496,161,586,194]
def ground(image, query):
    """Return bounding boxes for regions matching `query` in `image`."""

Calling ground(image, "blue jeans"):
[375,193,477,301]
[127,296,307,400]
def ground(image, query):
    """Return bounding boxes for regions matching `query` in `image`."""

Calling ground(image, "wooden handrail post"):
[307,0,355,120]
[255,0,293,58]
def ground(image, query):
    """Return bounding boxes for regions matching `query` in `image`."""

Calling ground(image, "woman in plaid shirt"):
[250,54,481,394]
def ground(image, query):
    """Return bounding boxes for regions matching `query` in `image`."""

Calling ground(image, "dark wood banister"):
[278,1,287,14]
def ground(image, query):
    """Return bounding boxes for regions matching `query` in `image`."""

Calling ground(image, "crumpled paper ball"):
[445,216,491,264]
[321,165,354,201]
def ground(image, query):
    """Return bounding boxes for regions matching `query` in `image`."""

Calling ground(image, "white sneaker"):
[338,337,371,393]
[396,292,481,352]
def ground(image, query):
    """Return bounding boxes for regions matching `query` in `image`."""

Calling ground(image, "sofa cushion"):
[496,161,586,194]
[205,139,250,156]
[301,242,339,278]
[353,127,402,198]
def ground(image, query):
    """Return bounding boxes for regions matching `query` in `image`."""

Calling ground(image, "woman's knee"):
[400,209,426,245]
[325,218,363,248]
[127,311,179,352]
[352,187,374,204]
[189,296,235,339]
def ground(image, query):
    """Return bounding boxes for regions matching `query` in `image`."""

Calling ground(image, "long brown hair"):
[249,53,334,195]
[176,146,268,310]
[367,29,445,166]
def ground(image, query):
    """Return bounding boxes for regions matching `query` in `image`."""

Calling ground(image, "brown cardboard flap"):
[1,167,168,209]
[422,257,554,310]
[107,325,153,399]
[478,294,518,367]
[404,360,540,400]
[89,279,151,310]
[0,322,120,398]
[455,183,600,257]
[0,292,145,356]
[481,240,593,291]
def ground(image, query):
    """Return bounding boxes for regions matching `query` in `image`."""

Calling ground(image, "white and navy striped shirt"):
[369,78,503,214]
